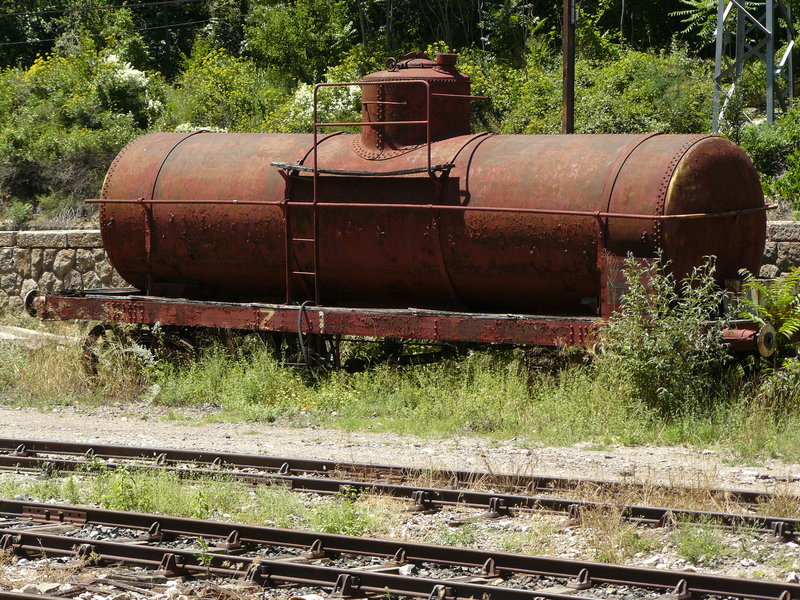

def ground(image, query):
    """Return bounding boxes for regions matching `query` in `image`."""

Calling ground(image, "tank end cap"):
[757,323,777,357]
[23,289,38,318]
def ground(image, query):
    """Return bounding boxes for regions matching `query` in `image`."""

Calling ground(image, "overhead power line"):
[0,17,210,46]
[1,0,204,19]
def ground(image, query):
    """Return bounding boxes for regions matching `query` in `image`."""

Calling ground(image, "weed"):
[600,254,733,417]
[671,521,731,565]
[579,506,654,563]
[4,200,33,228]
[498,520,556,554]
[190,490,212,519]
[193,537,213,574]
[308,489,375,536]
[428,522,481,547]
[242,486,306,528]
[99,466,138,512]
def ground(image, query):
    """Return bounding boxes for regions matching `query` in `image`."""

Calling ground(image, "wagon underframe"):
[32,289,596,347]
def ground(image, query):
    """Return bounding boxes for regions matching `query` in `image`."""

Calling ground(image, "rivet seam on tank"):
[376,84,384,151]
[99,136,141,232]
[654,135,709,246]
[150,131,208,202]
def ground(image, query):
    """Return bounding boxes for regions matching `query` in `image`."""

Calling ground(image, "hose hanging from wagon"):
[297,300,315,367]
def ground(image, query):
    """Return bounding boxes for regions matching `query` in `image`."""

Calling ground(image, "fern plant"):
[670,0,765,42]
[738,267,800,351]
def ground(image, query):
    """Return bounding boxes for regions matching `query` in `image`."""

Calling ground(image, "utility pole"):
[562,0,577,133]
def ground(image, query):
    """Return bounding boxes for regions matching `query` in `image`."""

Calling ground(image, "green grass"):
[5,309,800,462]
[671,522,732,565]
[0,467,395,536]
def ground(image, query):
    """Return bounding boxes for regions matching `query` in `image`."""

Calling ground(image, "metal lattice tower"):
[712,0,795,132]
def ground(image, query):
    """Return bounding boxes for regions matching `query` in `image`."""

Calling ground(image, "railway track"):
[1,498,799,600]
[0,438,798,540]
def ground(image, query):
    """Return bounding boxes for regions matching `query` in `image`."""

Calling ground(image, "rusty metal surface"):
[99,132,766,316]
[0,437,775,504]
[94,54,766,323]
[34,293,596,347]
[35,292,769,354]
[359,52,471,151]
[3,460,796,536]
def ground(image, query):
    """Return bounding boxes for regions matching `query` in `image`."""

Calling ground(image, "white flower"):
[174,123,227,133]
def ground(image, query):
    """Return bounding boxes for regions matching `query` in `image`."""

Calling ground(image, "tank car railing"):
[312,80,434,187]
[87,197,774,221]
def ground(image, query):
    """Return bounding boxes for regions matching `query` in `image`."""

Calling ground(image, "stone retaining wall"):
[1,222,800,312]
[0,230,124,311]
[762,221,800,278]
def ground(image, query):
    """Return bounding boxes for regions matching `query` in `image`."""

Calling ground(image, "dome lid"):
[362,52,469,84]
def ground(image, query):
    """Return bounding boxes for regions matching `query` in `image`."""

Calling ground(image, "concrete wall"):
[0,230,124,311]
[1,222,800,311]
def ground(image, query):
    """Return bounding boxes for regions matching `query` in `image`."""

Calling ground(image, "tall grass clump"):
[153,344,310,421]
[599,254,734,418]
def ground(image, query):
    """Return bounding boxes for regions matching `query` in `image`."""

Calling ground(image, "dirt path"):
[0,404,798,493]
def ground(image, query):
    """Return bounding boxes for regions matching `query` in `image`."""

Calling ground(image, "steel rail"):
[2,502,799,600]
[0,454,796,539]
[0,438,777,504]
[0,595,64,600]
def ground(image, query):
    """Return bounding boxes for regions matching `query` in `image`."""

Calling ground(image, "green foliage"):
[245,0,356,85]
[157,43,286,132]
[768,150,800,213]
[428,523,480,547]
[739,267,800,346]
[600,255,733,416]
[576,47,712,134]
[738,105,800,180]
[672,522,731,565]
[670,0,722,42]
[0,40,160,204]
[154,344,308,421]
[490,45,713,136]
[308,488,374,536]
[3,200,33,227]
[751,357,800,417]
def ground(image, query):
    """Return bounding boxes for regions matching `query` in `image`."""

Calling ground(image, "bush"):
[576,47,712,134]
[244,0,355,85]
[0,40,161,205]
[3,200,32,227]
[157,43,286,132]
[599,255,733,416]
[738,104,800,178]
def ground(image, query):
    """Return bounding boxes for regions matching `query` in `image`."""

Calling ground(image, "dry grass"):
[757,484,800,519]
[0,312,148,403]
[577,504,654,563]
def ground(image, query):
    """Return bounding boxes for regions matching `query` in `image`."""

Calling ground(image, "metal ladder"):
[273,78,452,306]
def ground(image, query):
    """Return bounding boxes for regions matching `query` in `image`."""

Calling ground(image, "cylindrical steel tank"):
[98,56,766,316]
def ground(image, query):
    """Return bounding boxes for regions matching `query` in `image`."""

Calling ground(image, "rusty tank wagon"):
[29,52,776,366]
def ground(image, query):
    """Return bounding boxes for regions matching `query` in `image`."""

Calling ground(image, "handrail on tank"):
[312,80,435,180]
[86,197,776,221]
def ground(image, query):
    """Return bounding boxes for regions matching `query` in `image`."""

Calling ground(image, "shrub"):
[244,0,355,85]
[599,254,733,416]
[0,41,160,204]
[3,200,32,227]
[767,149,800,213]
[157,43,286,132]
[739,104,800,178]
[576,47,712,134]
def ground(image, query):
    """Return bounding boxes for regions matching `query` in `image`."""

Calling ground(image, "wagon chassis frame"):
[31,289,597,348]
